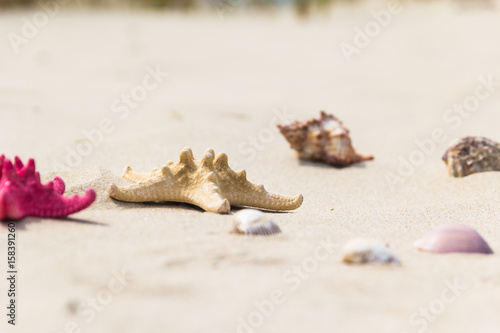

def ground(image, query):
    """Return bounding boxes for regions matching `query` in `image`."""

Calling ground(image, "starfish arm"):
[53,176,65,195]
[14,156,24,171]
[218,169,303,211]
[109,181,231,213]
[32,189,96,218]
[185,187,230,213]
[0,187,18,220]
[8,188,96,219]
[215,154,303,211]
[1,160,20,186]
[122,166,160,183]
[230,188,303,211]
[108,181,166,202]
[22,158,36,176]
[179,148,196,168]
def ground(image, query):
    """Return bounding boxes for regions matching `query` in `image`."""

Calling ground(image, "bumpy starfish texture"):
[0,155,96,220]
[108,148,303,213]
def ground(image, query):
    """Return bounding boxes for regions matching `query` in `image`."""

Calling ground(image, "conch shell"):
[442,136,500,177]
[277,111,373,167]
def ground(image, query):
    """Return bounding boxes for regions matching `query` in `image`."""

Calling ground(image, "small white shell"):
[232,209,281,236]
[341,238,400,265]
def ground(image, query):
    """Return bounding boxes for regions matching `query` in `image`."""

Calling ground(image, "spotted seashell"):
[442,136,500,177]
[277,111,373,167]
[414,224,493,254]
[232,209,281,236]
[341,238,400,265]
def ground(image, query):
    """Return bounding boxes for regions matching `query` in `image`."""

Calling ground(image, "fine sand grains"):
[45,167,127,209]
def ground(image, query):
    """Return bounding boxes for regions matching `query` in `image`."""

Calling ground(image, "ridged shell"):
[414,224,493,254]
[232,209,281,236]
[442,136,500,177]
[277,111,374,167]
[341,238,400,265]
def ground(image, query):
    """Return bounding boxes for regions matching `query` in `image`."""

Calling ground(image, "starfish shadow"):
[0,218,34,230]
[298,159,370,169]
[59,217,109,226]
[109,198,294,215]
[1,216,109,229]
[230,206,295,214]
[109,198,206,213]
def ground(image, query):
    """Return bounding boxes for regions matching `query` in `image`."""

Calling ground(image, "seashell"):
[232,209,281,236]
[442,136,500,177]
[277,111,374,167]
[108,148,303,214]
[0,155,96,220]
[341,238,400,265]
[414,224,493,254]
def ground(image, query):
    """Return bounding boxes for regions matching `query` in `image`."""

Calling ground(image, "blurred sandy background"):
[1,0,500,332]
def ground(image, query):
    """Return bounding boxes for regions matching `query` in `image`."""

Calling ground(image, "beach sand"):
[1,1,500,332]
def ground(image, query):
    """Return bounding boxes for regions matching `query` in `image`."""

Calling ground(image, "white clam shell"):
[341,238,400,265]
[232,209,281,236]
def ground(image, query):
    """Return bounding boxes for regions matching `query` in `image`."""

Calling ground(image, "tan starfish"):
[108,148,303,213]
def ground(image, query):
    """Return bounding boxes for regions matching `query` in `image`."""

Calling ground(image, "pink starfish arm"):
[10,158,65,191]
[22,186,97,219]
[14,156,24,171]
[0,159,19,185]
[16,158,36,179]
[53,177,65,195]
[0,156,96,220]
[0,181,96,220]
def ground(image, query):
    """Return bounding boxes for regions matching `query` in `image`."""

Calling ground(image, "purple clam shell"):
[414,224,493,254]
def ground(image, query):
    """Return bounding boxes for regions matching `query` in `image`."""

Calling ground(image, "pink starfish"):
[0,155,96,220]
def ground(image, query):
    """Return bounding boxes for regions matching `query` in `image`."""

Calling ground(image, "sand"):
[1,1,500,332]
